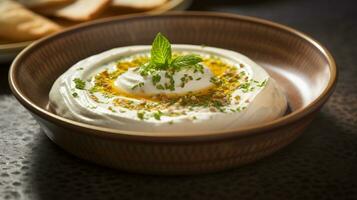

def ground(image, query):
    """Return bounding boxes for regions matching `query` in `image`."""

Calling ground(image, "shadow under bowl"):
[9,12,337,175]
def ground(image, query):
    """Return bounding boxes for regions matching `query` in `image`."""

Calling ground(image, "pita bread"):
[16,0,73,9]
[0,0,61,41]
[37,0,111,21]
[111,0,167,10]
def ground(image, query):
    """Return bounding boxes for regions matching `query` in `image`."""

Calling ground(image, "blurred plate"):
[0,0,192,63]
[0,40,34,63]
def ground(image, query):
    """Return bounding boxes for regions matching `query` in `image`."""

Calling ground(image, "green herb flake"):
[239,82,251,93]
[210,77,221,86]
[153,111,163,120]
[108,106,116,113]
[132,82,144,90]
[72,92,78,97]
[87,105,97,109]
[89,86,99,94]
[73,78,86,90]
[152,74,161,85]
[156,84,165,90]
[257,79,267,87]
[137,111,145,120]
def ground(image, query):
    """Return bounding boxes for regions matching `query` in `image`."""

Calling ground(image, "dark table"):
[1,0,356,199]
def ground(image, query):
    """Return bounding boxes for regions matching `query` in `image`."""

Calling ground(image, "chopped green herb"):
[87,105,97,109]
[153,111,163,120]
[73,78,86,90]
[156,84,165,90]
[108,106,116,113]
[239,82,251,93]
[210,77,221,86]
[89,86,99,94]
[152,74,161,85]
[72,92,78,97]
[137,111,145,120]
[257,79,267,87]
[132,82,144,90]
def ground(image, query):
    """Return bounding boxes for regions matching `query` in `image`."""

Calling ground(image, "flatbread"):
[16,0,73,9]
[0,0,61,41]
[37,0,111,21]
[111,0,167,10]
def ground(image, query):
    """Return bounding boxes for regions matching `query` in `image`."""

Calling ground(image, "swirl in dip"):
[49,33,287,133]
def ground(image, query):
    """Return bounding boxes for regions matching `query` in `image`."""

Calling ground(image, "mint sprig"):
[140,33,203,74]
[136,33,204,91]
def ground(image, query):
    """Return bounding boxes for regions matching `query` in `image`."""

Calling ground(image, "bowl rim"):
[8,11,337,142]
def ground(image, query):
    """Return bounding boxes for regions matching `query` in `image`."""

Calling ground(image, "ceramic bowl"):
[9,12,337,175]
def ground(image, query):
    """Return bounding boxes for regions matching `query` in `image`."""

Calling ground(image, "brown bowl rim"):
[8,11,337,142]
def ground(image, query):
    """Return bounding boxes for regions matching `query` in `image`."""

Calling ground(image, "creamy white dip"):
[49,45,287,133]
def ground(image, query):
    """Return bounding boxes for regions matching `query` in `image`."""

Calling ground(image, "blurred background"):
[1,0,356,64]
[1,0,356,199]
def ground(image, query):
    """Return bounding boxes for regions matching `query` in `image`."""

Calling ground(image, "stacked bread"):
[0,0,167,42]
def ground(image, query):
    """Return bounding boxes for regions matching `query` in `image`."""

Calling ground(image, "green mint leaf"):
[151,33,171,66]
[171,55,202,69]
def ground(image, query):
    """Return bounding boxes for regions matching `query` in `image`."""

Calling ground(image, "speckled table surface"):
[1,0,356,199]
